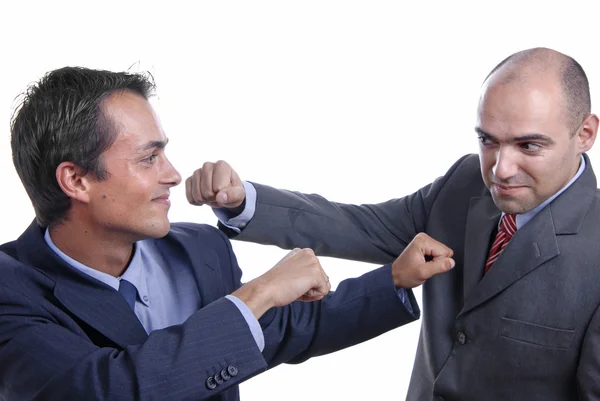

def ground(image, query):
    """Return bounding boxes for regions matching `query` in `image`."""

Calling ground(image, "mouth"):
[492,183,527,195]
[152,193,171,206]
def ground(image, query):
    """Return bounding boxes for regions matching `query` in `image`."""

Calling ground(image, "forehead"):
[477,78,569,139]
[102,90,166,149]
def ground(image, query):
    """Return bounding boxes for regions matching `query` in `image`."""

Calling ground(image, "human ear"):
[56,162,92,204]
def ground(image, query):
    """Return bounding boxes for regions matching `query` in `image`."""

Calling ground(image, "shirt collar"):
[44,229,150,306]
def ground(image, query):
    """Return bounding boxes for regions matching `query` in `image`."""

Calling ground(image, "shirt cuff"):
[214,181,257,233]
[225,294,265,352]
[396,288,413,315]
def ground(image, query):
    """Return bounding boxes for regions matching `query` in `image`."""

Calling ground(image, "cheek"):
[96,185,148,216]
[522,157,562,191]
[479,153,495,177]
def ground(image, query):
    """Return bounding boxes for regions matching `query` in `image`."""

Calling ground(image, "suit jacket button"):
[227,364,239,377]
[221,367,232,381]
[214,372,224,385]
[205,376,217,390]
[434,396,444,401]
[457,331,467,345]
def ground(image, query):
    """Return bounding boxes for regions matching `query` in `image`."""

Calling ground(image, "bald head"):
[484,48,590,134]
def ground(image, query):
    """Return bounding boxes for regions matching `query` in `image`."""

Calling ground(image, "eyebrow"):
[137,139,169,152]
[474,127,556,145]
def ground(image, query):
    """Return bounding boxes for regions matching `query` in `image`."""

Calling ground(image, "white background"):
[1,1,600,399]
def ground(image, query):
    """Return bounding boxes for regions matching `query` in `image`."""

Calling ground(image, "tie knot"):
[500,214,517,238]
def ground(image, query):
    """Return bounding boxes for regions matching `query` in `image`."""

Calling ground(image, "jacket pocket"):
[500,317,575,349]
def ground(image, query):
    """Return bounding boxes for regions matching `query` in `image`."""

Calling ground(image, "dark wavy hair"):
[10,66,156,227]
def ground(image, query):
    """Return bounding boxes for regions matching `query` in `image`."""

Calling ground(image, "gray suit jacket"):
[223,153,600,400]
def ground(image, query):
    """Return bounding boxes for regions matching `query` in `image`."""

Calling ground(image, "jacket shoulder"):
[168,222,233,254]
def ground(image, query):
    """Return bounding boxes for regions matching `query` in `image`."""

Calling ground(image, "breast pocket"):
[500,317,575,350]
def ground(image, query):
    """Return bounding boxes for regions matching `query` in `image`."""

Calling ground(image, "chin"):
[494,199,534,215]
[492,198,520,215]
[144,219,172,239]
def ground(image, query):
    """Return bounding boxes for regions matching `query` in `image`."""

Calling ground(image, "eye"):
[519,142,542,152]
[141,154,158,163]
[478,135,495,146]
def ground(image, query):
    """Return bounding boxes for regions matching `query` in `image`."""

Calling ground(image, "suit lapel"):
[16,222,148,348]
[459,153,597,316]
[462,195,501,303]
[54,273,149,348]
[16,222,228,347]
[163,226,224,308]
[460,206,559,316]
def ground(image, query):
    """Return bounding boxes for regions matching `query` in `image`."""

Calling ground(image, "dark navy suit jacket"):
[0,221,418,400]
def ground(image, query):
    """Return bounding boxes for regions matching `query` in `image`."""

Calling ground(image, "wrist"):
[391,262,403,288]
[232,278,272,319]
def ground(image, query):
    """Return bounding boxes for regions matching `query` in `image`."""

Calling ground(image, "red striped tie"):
[484,214,517,273]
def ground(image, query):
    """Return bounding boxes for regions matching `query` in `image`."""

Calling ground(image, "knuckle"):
[201,184,215,196]
[415,232,428,241]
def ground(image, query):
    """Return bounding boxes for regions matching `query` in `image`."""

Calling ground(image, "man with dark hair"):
[0,66,454,401]
[192,47,600,399]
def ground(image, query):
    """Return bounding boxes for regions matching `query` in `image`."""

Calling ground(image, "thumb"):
[216,185,246,208]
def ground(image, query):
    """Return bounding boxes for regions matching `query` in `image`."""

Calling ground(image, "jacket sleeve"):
[212,227,421,369]
[221,155,473,265]
[0,256,268,401]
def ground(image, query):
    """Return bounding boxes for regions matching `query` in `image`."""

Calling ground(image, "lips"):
[494,183,524,190]
[152,193,171,205]
[492,183,526,195]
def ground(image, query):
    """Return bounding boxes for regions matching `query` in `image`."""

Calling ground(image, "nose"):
[492,146,518,181]
[161,156,182,187]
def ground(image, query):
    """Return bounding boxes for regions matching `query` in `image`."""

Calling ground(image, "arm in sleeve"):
[0,278,267,400]
[225,294,265,351]
[219,155,472,265]
[213,228,421,370]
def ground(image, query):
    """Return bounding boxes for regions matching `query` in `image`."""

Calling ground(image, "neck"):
[49,217,136,277]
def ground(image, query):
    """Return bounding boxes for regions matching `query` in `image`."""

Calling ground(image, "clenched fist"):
[185,160,246,208]
[392,233,455,288]
[232,248,331,319]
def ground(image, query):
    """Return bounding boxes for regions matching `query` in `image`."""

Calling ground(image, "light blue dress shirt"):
[44,230,264,351]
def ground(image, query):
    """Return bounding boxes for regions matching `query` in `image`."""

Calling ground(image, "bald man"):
[188,48,600,400]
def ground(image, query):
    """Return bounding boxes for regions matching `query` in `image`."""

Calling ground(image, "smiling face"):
[84,91,182,241]
[477,73,591,214]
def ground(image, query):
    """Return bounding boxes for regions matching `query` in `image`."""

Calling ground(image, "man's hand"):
[232,248,331,319]
[392,233,455,288]
[185,160,246,208]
